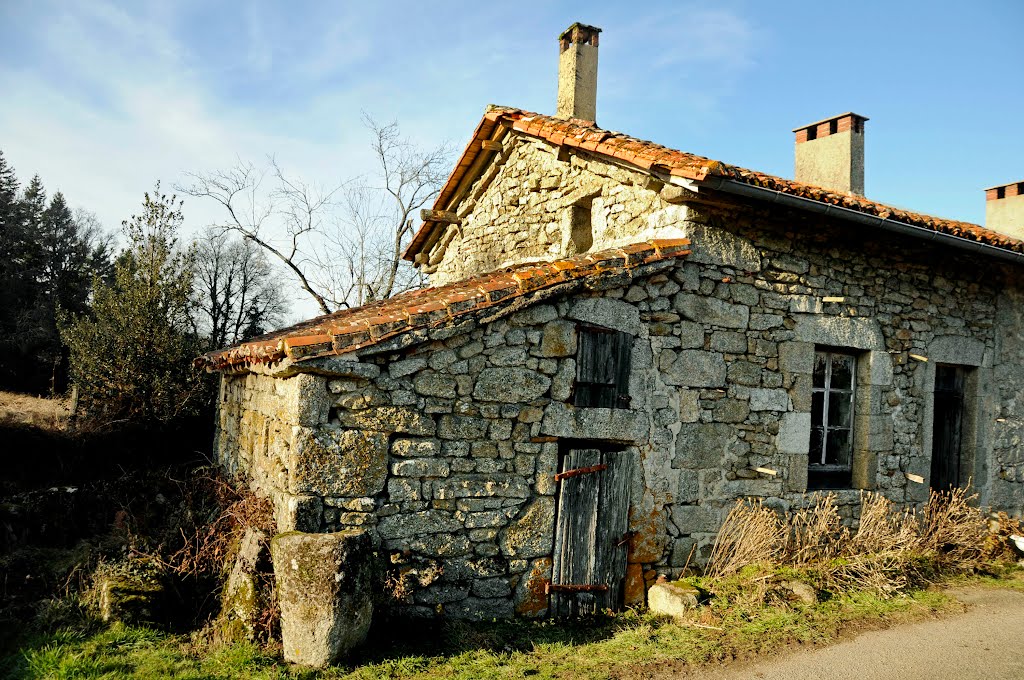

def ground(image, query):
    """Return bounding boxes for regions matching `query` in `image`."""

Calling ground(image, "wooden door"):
[550,448,632,617]
[931,365,965,491]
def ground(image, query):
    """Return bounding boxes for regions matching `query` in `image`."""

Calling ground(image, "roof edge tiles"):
[198,238,691,372]
[403,107,1024,262]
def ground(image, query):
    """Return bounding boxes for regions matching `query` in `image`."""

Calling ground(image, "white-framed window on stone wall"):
[573,325,632,409]
[809,349,857,489]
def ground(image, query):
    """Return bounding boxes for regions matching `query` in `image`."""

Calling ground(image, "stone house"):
[199,23,1024,620]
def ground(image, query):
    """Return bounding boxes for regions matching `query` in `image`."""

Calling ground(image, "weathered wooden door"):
[549,448,632,617]
[931,365,965,491]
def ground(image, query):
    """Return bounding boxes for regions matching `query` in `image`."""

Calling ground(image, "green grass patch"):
[0,586,966,680]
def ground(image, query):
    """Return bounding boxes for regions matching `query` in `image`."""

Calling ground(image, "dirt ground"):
[671,587,1024,680]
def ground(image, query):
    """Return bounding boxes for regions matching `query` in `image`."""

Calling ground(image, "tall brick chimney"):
[793,112,868,195]
[985,180,1024,239]
[556,22,601,122]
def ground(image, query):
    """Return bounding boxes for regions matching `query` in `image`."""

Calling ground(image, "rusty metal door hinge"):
[554,463,608,482]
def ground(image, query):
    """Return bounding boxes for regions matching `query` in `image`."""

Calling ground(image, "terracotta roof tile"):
[403,107,1024,261]
[198,238,691,371]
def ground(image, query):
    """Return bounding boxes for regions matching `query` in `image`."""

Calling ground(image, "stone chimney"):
[985,180,1024,239]
[556,22,601,121]
[793,112,868,195]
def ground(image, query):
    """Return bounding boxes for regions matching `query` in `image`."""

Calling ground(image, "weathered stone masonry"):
[210,97,1024,621]
[215,181,1024,619]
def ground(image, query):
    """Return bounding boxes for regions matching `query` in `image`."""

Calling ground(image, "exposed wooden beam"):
[480,139,503,152]
[419,209,462,224]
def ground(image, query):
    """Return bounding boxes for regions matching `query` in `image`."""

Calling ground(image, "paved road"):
[674,588,1024,680]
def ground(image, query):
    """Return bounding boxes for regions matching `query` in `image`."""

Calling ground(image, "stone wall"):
[428,135,688,284]
[217,146,1024,619]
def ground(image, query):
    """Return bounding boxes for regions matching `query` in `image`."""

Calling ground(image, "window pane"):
[809,427,825,465]
[827,391,853,428]
[813,352,828,388]
[811,391,824,428]
[830,354,854,389]
[825,429,851,467]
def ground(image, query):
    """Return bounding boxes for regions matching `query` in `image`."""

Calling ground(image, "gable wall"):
[427,135,686,284]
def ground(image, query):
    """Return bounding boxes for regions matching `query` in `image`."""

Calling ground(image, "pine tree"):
[0,151,26,386]
[40,192,92,315]
[60,185,203,425]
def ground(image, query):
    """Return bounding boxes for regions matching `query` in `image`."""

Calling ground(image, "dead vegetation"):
[704,488,1022,603]
[0,390,71,431]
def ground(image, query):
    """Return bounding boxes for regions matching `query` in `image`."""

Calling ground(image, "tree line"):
[1,117,447,427]
[0,150,285,423]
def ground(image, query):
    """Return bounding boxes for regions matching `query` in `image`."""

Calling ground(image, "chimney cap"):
[792,112,869,133]
[984,179,1024,192]
[559,22,601,47]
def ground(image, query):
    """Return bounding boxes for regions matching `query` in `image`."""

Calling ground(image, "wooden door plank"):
[597,450,632,610]
[551,448,601,617]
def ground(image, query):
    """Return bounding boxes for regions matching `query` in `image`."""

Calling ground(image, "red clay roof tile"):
[198,239,691,371]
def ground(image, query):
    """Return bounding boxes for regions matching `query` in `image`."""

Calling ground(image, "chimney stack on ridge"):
[985,180,1024,240]
[556,23,601,122]
[793,112,868,195]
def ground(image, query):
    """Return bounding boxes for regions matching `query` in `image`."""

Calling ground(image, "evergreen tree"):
[40,192,92,315]
[0,151,26,386]
[60,185,203,425]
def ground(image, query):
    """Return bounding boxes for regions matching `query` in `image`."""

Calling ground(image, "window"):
[573,326,632,409]
[568,203,594,255]
[809,349,856,489]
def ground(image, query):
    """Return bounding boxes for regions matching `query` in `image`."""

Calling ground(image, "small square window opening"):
[573,326,632,409]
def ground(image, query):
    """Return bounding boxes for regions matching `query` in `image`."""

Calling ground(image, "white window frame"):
[810,349,857,477]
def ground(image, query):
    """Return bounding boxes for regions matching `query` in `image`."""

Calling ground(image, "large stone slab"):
[540,403,649,443]
[674,422,743,469]
[674,294,749,330]
[290,427,388,497]
[567,297,641,334]
[661,350,727,388]
[271,530,374,667]
[473,367,551,403]
[499,497,555,558]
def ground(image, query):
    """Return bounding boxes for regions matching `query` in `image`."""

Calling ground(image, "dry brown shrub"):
[848,492,918,555]
[152,472,276,580]
[705,499,783,579]
[786,493,847,565]
[919,486,989,570]
[705,486,1006,599]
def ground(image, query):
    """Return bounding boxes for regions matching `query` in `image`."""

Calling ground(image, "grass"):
[0,390,70,432]
[0,585,968,680]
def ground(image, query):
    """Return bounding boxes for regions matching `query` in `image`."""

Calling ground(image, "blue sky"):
[2,0,1022,245]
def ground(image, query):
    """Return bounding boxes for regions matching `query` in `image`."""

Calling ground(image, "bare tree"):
[180,116,451,314]
[192,228,288,350]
